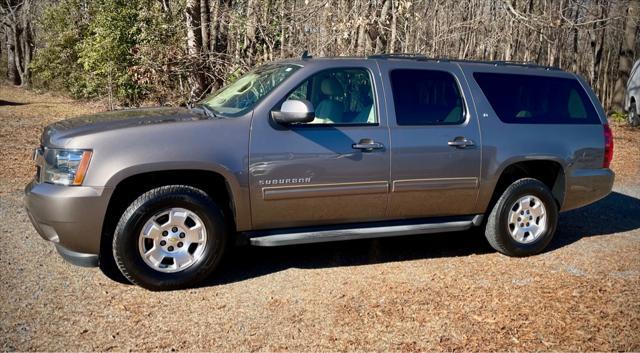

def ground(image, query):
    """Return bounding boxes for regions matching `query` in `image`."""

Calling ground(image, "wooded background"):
[1,0,639,113]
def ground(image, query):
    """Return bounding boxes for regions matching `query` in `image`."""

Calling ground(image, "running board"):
[246,215,483,247]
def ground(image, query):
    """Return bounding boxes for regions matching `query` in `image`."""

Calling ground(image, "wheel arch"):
[485,158,566,214]
[99,167,249,261]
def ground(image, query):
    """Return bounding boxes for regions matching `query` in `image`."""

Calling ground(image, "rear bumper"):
[562,168,615,211]
[24,180,112,266]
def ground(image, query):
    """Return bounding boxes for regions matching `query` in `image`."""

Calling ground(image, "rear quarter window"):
[473,72,600,124]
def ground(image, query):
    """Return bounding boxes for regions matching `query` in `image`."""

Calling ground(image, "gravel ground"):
[1,85,639,351]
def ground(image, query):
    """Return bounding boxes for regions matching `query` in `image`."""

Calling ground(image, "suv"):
[25,55,615,290]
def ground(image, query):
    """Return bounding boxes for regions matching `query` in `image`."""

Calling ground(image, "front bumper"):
[562,168,615,211]
[24,180,112,267]
[55,244,98,267]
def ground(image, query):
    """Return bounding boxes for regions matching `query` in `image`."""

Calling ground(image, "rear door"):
[378,60,482,218]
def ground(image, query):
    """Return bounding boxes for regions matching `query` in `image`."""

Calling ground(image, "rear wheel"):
[628,102,639,127]
[113,185,227,290]
[484,178,558,257]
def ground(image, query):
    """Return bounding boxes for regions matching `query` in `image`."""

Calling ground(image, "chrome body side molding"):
[262,181,389,201]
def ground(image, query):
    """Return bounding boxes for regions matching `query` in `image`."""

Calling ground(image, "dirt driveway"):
[1,85,639,351]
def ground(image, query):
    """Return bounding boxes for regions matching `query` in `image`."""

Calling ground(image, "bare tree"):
[1,0,34,86]
[24,0,640,113]
[612,0,639,112]
[185,0,206,100]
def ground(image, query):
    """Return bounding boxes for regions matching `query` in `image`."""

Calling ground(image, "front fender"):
[101,161,250,231]
[73,117,252,231]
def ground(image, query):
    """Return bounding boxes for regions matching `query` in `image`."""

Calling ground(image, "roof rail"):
[368,53,559,70]
[368,53,427,59]
[490,60,558,70]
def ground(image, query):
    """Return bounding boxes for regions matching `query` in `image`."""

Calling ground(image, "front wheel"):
[484,178,558,257]
[113,185,227,290]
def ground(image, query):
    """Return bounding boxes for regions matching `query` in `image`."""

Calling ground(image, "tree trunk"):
[571,4,580,72]
[200,0,210,55]
[213,0,231,54]
[356,22,367,55]
[5,30,20,85]
[279,0,285,57]
[2,0,33,86]
[589,24,604,85]
[185,0,205,100]
[17,1,33,86]
[209,0,219,51]
[388,0,397,53]
[611,0,639,112]
[160,0,171,14]
[243,0,256,62]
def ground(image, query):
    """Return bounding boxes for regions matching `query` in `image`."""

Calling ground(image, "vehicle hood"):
[42,107,210,146]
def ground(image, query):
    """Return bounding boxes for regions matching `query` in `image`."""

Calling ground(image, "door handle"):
[448,137,475,148]
[352,138,384,152]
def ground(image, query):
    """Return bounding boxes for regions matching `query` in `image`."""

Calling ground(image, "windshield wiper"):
[193,103,222,119]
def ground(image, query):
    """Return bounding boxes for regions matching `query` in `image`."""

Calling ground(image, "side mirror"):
[271,99,315,124]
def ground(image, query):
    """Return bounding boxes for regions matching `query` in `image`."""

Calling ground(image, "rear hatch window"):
[473,72,600,124]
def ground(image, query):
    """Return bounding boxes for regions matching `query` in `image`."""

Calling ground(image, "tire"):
[113,185,228,290]
[98,237,131,285]
[628,102,639,127]
[484,178,558,257]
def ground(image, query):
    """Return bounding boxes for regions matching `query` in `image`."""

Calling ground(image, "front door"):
[249,64,390,229]
[378,61,482,218]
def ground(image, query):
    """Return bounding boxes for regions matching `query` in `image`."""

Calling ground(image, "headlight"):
[43,149,92,186]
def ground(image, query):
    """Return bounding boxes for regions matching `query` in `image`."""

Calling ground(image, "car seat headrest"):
[321,77,344,96]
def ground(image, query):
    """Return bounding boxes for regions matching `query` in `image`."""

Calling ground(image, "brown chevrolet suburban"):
[25,54,614,290]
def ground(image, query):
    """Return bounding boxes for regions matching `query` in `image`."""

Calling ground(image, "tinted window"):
[390,70,465,125]
[473,72,599,124]
[283,68,377,125]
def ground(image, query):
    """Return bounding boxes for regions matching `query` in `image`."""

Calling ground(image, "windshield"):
[200,64,301,116]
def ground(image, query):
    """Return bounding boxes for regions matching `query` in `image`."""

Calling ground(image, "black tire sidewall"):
[113,187,226,290]
[629,104,639,127]
[493,179,558,256]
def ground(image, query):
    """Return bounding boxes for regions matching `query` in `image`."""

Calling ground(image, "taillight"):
[603,124,614,168]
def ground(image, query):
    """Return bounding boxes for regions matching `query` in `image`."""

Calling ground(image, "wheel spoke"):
[509,224,519,237]
[519,197,532,211]
[509,209,520,225]
[512,202,521,212]
[185,224,205,244]
[167,209,189,227]
[144,246,164,266]
[513,227,526,242]
[142,222,162,240]
[530,202,545,218]
[171,251,193,269]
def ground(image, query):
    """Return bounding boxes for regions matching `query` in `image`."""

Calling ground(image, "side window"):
[390,69,465,125]
[567,89,588,119]
[473,72,600,124]
[283,68,377,125]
